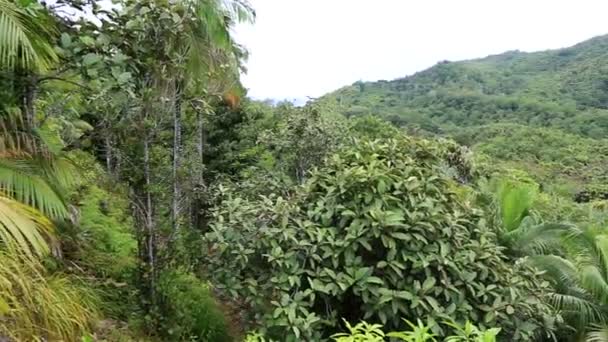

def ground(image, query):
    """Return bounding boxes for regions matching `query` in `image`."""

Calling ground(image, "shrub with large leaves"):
[205,137,557,341]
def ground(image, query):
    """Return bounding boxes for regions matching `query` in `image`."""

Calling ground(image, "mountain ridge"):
[321,33,608,138]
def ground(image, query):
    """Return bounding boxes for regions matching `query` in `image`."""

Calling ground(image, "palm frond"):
[497,180,537,232]
[0,194,55,258]
[183,0,253,81]
[531,255,579,290]
[38,156,80,191]
[548,293,604,328]
[0,158,68,218]
[36,124,65,155]
[587,326,608,342]
[186,0,232,76]
[531,231,608,331]
[580,264,608,305]
[0,0,57,71]
[505,221,572,255]
[0,125,52,159]
[222,0,255,24]
[596,235,608,283]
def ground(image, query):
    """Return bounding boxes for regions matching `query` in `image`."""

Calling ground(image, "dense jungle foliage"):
[1,0,608,341]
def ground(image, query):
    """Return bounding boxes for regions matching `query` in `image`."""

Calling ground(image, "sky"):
[234,0,608,102]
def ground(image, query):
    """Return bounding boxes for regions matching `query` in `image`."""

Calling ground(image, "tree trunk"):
[105,134,113,172]
[192,107,207,231]
[19,74,37,129]
[296,158,306,184]
[115,147,122,176]
[143,133,156,304]
[171,81,182,232]
[197,107,204,186]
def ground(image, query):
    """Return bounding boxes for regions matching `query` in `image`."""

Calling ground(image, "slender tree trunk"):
[143,132,156,304]
[115,148,122,176]
[192,107,207,232]
[19,74,37,129]
[197,108,204,186]
[171,81,182,232]
[105,134,113,172]
[296,158,306,184]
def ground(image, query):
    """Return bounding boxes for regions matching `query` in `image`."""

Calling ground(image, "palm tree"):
[0,97,94,339]
[169,0,254,232]
[531,225,608,341]
[490,180,608,340]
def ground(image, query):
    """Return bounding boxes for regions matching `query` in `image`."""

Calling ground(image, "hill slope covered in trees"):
[322,34,608,199]
[324,34,608,137]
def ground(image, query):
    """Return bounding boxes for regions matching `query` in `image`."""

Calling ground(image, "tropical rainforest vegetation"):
[1,0,608,341]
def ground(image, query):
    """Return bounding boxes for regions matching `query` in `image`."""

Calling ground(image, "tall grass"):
[0,252,99,341]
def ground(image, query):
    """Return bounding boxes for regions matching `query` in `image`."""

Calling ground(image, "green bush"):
[348,115,400,140]
[204,137,557,340]
[157,269,232,341]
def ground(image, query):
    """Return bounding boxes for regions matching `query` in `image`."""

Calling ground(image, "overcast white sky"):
[234,0,608,102]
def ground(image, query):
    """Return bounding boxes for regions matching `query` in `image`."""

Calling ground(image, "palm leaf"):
[531,255,579,290]
[222,0,255,24]
[548,293,604,328]
[183,0,253,84]
[0,194,55,258]
[596,235,608,283]
[505,221,572,255]
[0,0,57,70]
[497,180,537,232]
[0,158,68,218]
[531,229,608,331]
[580,264,608,306]
[0,126,52,159]
[588,326,608,342]
[42,156,80,190]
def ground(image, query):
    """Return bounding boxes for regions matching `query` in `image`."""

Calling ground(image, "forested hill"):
[322,34,608,138]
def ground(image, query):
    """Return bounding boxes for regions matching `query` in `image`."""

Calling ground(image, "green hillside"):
[323,34,608,138]
[321,34,608,199]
